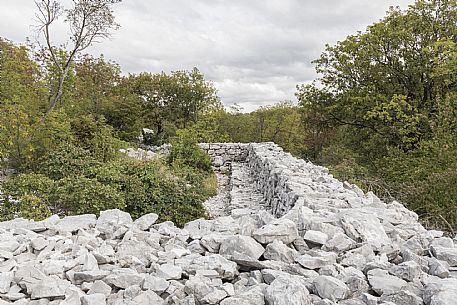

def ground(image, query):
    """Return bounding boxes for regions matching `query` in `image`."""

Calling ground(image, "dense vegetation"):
[1,0,457,231]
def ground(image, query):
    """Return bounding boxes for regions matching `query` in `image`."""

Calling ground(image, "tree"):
[312,0,457,155]
[34,0,121,120]
[128,68,222,144]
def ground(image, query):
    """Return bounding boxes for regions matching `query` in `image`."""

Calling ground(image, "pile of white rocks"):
[1,143,457,305]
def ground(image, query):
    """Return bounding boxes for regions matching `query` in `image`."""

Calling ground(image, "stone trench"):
[0,142,457,305]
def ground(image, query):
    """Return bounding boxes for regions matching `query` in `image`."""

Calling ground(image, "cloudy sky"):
[1,0,414,111]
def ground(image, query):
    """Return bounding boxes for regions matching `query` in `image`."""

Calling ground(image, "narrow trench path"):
[203,162,266,218]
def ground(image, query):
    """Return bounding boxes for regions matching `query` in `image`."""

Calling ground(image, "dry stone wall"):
[0,143,456,305]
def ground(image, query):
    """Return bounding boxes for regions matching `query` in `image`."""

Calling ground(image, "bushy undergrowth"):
[0,128,216,227]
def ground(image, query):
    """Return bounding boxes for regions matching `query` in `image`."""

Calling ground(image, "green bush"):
[168,129,212,173]
[36,142,100,180]
[92,157,210,226]
[0,173,54,221]
[52,176,125,215]
[70,115,126,162]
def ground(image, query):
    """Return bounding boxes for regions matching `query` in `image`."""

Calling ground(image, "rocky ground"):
[0,144,457,305]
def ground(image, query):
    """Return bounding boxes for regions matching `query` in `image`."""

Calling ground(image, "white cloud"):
[0,0,415,111]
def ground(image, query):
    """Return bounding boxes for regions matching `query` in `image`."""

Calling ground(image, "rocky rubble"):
[0,142,456,305]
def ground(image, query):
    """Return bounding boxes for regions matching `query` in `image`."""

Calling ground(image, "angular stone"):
[253,219,298,244]
[304,230,328,246]
[133,213,159,231]
[189,255,238,280]
[428,258,450,278]
[324,233,356,252]
[0,271,13,294]
[54,214,96,233]
[339,210,389,250]
[380,290,422,305]
[0,240,20,253]
[81,293,106,305]
[265,275,311,305]
[156,263,182,280]
[264,240,298,263]
[296,254,331,269]
[95,209,132,239]
[424,278,457,305]
[30,275,70,299]
[390,261,422,282]
[314,276,349,302]
[142,274,169,293]
[367,269,407,295]
[131,290,164,305]
[219,235,265,260]
[104,268,144,289]
[220,284,266,305]
[430,245,457,267]
[201,233,226,253]
[74,271,109,284]
[87,280,111,297]
[31,237,49,251]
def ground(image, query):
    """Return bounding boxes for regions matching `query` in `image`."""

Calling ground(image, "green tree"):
[128,68,223,144]
[34,0,121,119]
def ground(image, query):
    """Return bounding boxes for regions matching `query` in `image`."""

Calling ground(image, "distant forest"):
[1,0,457,230]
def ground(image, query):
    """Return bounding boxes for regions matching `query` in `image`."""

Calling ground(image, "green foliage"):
[296,1,457,231]
[168,129,213,173]
[92,157,210,227]
[0,101,34,168]
[52,176,125,215]
[36,143,100,180]
[70,115,126,162]
[127,68,223,144]
[0,173,54,221]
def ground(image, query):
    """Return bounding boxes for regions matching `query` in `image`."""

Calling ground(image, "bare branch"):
[34,0,121,121]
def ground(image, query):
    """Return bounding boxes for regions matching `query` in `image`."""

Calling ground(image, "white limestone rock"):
[219,235,265,260]
[156,263,182,280]
[424,278,457,305]
[314,275,350,302]
[104,268,144,289]
[339,210,390,250]
[54,214,96,233]
[133,213,158,231]
[304,230,328,246]
[264,240,298,263]
[95,209,133,239]
[142,274,169,293]
[430,245,457,267]
[252,219,299,244]
[265,275,311,305]
[81,293,106,305]
[389,261,422,282]
[87,280,111,297]
[0,271,13,294]
[30,275,70,299]
[367,269,407,295]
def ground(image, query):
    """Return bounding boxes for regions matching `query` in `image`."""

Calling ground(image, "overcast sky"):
[1,0,414,111]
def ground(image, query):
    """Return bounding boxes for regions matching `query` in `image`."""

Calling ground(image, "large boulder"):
[219,235,265,260]
[265,275,311,305]
[252,219,299,244]
[95,209,133,239]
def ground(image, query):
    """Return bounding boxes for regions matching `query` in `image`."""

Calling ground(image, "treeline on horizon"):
[1,0,457,231]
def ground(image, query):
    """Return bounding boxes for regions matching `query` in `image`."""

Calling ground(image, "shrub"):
[70,115,126,162]
[52,176,125,215]
[92,157,209,227]
[168,129,212,173]
[0,173,54,221]
[36,142,100,180]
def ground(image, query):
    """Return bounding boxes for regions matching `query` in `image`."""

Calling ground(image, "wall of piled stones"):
[200,142,336,219]
[198,143,249,170]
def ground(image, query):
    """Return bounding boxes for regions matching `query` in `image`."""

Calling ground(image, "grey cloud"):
[1,0,414,111]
